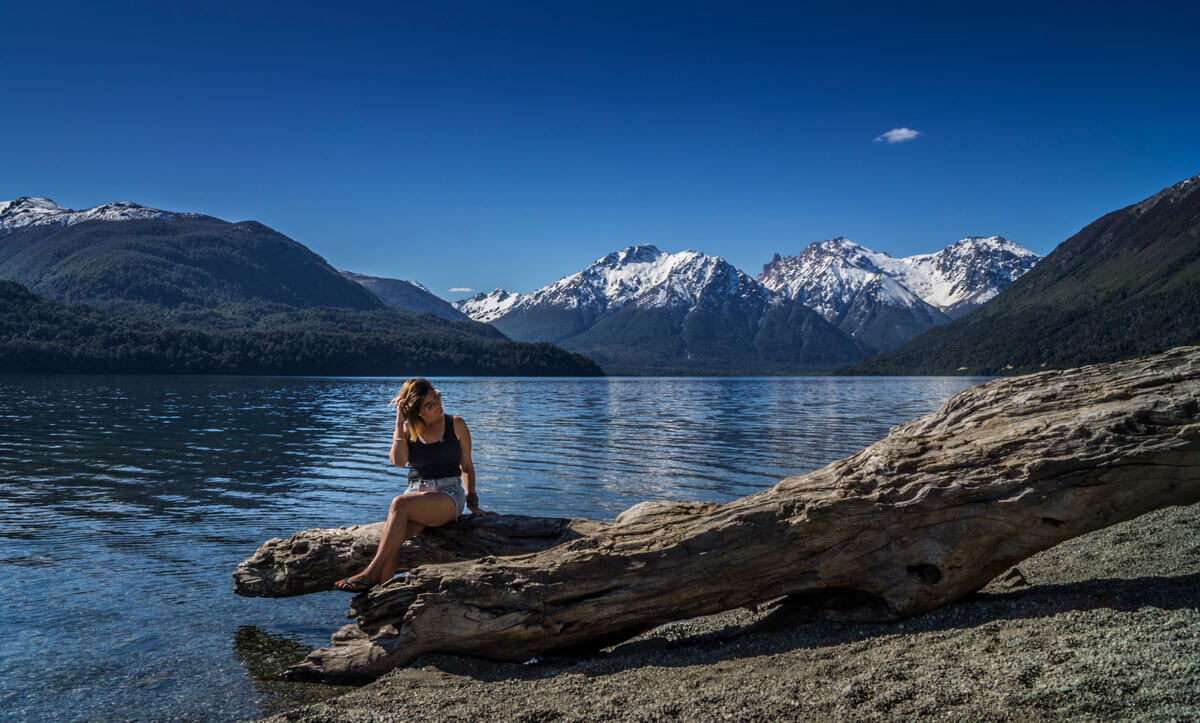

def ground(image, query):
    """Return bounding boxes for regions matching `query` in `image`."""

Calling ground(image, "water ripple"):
[0,373,986,721]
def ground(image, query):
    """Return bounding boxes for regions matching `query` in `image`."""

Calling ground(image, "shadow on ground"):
[406,571,1200,683]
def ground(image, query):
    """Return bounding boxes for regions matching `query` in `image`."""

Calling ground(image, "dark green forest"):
[496,295,871,375]
[0,215,601,376]
[843,280,1200,375]
[0,281,601,376]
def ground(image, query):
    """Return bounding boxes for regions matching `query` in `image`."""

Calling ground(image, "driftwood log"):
[254,347,1200,685]
[234,515,609,598]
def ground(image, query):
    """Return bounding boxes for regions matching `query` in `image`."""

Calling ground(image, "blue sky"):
[2,1,1197,297]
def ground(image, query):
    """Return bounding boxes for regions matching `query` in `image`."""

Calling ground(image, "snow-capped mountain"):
[0,196,196,233]
[758,236,1039,351]
[455,244,760,330]
[455,288,526,323]
[454,244,869,373]
[0,197,66,230]
[528,244,765,313]
[758,238,938,318]
[888,236,1042,316]
[459,245,772,323]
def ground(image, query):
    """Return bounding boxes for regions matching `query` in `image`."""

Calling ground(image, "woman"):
[334,378,484,592]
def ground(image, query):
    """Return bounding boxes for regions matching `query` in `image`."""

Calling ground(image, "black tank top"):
[407,415,461,483]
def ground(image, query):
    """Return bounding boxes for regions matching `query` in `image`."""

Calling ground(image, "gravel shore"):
[262,502,1200,722]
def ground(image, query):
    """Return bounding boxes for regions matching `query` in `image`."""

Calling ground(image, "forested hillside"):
[0,281,600,376]
[0,216,385,320]
[843,174,1200,375]
[0,205,602,375]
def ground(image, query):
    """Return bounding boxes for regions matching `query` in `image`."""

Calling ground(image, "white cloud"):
[450,287,474,293]
[874,127,922,144]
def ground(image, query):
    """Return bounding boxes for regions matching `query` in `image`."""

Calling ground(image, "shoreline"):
[263,502,1200,721]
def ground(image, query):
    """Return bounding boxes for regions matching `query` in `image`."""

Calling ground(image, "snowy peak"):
[602,243,666,267]
[758,237,914,320]
[0,197,195,233]
[899,235,1040,314]
[523,244,766,315]
[454,244,773,325]
[572,243,671,308]
[807,237,881,265]
[454,288,526,323]
[758,235,1039,352]
[928,236,1037,270]
[0,197,69,231]
[946,235,1030,255]
[760,235,1039,320]
[63,201,181,226]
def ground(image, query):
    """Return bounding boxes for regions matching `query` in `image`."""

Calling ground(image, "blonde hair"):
[391,378,439,442]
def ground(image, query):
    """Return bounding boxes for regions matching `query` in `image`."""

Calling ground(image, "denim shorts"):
[406,476,466,517]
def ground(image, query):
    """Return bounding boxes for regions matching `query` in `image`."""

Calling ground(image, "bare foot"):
[333,575,375,593]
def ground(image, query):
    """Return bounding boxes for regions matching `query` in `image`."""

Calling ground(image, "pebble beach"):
[263,501,1200,721]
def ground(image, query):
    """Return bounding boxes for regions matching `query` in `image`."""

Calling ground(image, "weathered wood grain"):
[234,514,609,598]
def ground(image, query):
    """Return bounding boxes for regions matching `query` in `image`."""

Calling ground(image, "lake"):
[0,374,988,720]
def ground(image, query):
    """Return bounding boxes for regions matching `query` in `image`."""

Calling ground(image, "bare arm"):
[455,416,483,514]
[390,409,409,468]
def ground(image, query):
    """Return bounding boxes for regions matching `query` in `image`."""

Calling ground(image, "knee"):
[389,495,411,516]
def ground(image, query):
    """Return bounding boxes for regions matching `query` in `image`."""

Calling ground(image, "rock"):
[993,567,1030,589]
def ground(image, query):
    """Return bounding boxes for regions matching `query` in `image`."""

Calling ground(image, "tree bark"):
[275,346,1200,685]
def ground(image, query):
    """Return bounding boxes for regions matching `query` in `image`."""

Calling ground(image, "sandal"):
[334,576,374,593]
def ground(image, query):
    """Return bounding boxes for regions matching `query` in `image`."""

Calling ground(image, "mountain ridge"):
[340,270,472,323]
[0,196,205,232]
[457,236,1039,363]
[756,235,1039,352]
[841,173,1200,375]
[454,244,870,374]
[0,197,602,376]
[0,213,386,320]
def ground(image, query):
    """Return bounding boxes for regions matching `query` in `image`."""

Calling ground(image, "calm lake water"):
[0,374,988,721]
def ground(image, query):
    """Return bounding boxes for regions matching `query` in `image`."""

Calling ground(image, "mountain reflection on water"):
[0,374,986,720]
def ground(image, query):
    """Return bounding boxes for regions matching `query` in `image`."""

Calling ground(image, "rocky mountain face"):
[454,244,870,374]
[341,271,471,322]
[843,173,1200,375]
[757,236,1039,352]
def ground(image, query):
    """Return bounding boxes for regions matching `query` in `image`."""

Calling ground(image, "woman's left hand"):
[466,492,493,516]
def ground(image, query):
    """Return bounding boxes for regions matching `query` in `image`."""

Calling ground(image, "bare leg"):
[334,491,456,591]
[378,521,424,582]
